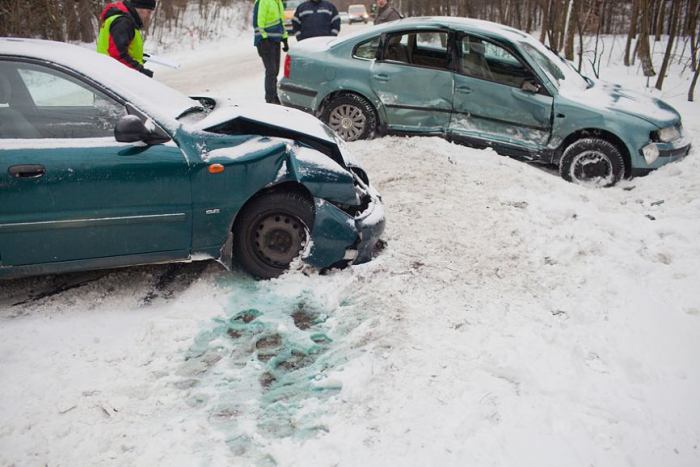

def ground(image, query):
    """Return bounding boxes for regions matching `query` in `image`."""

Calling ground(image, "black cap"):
[130,0,156,10]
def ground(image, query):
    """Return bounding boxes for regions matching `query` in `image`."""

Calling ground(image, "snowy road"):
[1,29,700,466]
[157,23,372,99]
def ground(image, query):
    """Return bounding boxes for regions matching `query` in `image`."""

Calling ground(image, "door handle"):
[456,86,472,94]
[373,73,389,82]
[8,164,46,179]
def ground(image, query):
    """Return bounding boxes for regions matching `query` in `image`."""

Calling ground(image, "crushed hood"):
[186,97,363,170]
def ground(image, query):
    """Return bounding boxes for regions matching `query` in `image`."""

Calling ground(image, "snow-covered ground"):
[1,23,700,466]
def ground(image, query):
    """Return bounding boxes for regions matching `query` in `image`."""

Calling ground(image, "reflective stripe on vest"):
[96,14,144,65]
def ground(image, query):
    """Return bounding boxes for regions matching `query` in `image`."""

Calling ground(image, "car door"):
[0,59,192,267]
[449,34,554,152]
[370,29,454,134]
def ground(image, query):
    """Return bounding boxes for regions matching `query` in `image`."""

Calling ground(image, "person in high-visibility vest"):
[97,0,156,77]
[253,0,289,104]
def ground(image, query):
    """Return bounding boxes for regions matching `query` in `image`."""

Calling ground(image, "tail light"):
[284,55,291,79]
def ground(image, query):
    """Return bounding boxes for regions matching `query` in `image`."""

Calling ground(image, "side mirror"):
[521,79,541,94]
[115,115,147,143]
[115,115,170,145]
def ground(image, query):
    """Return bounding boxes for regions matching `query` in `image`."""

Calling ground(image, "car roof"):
[0,37,194,129]
[334,16,532,48]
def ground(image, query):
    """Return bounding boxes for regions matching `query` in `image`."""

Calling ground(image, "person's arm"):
[330,4,340,36]
[292,5,302,38]
[389,7,403,21]
[109,17,153,76]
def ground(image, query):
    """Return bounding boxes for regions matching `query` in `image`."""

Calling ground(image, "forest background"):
[1,0,699,98]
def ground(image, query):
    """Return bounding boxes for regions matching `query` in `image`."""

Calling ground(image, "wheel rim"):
[328,104,366,141]
[570,150,614,185]
[252,213,307,268]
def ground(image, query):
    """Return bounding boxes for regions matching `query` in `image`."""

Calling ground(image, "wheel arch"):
[231,181,315,235]
[557,128,632,178]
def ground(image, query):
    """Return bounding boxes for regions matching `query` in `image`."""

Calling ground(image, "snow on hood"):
[189,100,336,142]
[0,38,197,131]
[560,80,681,127]
[187,97,364,169]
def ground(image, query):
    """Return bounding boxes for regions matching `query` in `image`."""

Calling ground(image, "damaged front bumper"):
[305,183,385,270]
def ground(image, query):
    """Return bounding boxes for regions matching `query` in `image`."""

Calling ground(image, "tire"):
[321,93,377,142]
[559,138,625,187]
[233,191,314,279]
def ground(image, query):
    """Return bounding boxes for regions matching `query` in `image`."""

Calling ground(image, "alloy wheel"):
[328,104,367,141]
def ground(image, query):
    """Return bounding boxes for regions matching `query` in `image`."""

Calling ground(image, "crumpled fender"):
[274,143,360,206]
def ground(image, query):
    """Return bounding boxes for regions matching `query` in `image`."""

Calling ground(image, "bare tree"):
[638,0,658,78]
[656,0,682,89]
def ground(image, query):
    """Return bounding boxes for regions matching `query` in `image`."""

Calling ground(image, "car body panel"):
[280,16,690,174]
[0,139,192,267]
[370,60,453,133]
[451,74,553,150]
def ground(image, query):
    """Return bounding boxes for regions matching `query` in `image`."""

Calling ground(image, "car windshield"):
[520,40,588,92]
[349,6,366,14]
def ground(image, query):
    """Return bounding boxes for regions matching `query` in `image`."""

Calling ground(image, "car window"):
[460,36,534,87]
[8,62,126,139]
[520,42,565,85]
[383,31,450,70]
[354,36,380,60]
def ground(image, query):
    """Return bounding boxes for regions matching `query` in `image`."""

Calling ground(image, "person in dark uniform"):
[292,0,340,41]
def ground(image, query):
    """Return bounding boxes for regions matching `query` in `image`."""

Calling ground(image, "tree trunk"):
[689,50,700,99]
[656,0,667,40]
[625,0,640,65]
[564,0,576,60]
[656,0,681,89]
[638,0,658,77]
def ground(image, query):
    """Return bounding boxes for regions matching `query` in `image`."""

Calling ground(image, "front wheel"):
[233,191,314,279]
[322,94,377,142]
[559,138,625,187]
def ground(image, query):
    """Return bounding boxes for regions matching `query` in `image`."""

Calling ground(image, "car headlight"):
[656,126,681,143]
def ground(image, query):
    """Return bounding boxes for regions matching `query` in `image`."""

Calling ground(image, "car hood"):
[560,80,680,128]
[186,97,363,170]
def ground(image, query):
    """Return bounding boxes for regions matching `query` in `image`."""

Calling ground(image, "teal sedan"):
[279,17,691,186]
[0,38,384,280]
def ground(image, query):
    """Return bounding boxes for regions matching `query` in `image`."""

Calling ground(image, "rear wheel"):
[233,191,314,279]
[322,94,377,142]
[559,138,625,187]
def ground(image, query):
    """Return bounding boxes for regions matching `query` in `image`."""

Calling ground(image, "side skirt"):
[0,250,192,280]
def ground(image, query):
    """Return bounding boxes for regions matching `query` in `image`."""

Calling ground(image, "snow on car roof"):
[0,38,196,130]
[330,16,531,48]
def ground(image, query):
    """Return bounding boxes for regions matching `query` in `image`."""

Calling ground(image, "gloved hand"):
[142,68,154,78]
[282,38,289,52]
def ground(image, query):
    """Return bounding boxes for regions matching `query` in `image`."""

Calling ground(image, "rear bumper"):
[279,80,317,114]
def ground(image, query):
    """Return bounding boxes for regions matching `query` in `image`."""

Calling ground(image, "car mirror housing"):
[521,79,541,94]
[115,115,170,145]
[115,115,147,142]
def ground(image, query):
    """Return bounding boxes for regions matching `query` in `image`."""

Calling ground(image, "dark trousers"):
[256,39,281,104]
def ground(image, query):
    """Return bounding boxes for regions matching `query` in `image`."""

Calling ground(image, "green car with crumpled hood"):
[0,38,384,280]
